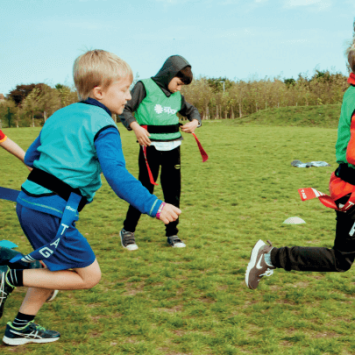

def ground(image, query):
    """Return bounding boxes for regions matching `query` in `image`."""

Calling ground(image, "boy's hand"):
[157,203,181,224]
[180,119,199,133]
[130,122,151,147]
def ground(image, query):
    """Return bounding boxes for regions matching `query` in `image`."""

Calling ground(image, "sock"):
[264,250,274,268]
[6,269,24,287]
[12,312,35,328]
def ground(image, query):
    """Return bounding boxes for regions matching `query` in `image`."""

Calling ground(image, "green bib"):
[335,85,355,167]
[135,78,182,141]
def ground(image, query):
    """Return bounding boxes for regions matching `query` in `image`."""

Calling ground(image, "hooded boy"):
[119,55,202,250]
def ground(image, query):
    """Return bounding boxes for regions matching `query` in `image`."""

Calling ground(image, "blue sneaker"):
[2,321,60,346]
[0,268,14,319]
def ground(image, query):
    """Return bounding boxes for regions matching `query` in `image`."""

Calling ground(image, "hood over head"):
[151,55,191,95]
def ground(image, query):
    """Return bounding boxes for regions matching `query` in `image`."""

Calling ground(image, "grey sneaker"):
[167,235,186,248]
[245,240,275,290]
[3,321,60,346]
[120,229,138,251]
[0,268,15,319]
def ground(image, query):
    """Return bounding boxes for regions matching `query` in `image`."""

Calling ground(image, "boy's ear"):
[91,86,104,100]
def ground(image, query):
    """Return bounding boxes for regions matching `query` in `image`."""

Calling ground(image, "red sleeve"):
[346,113,355,165]
[0,129,7,143]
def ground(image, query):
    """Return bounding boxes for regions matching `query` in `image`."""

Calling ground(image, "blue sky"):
[0,0,354,96]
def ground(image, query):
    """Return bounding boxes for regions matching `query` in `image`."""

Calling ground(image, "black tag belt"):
[336,163,355,186]
[27,168,87,212]
[145,124,180,134]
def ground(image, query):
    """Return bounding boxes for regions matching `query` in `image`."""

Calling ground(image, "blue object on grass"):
[0,187,20,250]
[0,240,18,249]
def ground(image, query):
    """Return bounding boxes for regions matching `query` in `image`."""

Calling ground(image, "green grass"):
[236,104,342,128]
[1,110,354,354]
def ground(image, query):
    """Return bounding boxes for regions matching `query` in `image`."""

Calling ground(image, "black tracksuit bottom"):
[271,195,355,272]
[123,145,181,237]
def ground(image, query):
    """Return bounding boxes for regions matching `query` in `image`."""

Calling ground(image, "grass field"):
[238,104,342,128]
[1,111,355,355]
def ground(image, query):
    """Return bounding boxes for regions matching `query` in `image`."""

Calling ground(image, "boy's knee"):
[83,269,101,289]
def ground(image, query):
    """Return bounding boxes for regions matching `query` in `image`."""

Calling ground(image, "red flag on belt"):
[298,187,355,212]
[192,132,208,162]
[141,125,158,186]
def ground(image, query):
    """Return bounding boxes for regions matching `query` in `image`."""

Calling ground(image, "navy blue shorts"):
[16,204,96,271]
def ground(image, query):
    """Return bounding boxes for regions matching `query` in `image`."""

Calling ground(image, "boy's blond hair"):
[73,50,133,100]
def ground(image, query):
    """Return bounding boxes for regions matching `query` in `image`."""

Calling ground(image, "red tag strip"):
[192,133,208,162]
[141,125,158,186]
[298,187,355,212]
[142,146,158,185]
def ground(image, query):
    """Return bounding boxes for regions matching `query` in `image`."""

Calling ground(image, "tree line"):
[0,83,78,128]
[0,69,349,128]
[181,70,348,120]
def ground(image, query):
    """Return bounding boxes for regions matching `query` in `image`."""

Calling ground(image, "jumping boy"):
[245,40,355,289]
[119,55,201,251]
[0,50,180,346]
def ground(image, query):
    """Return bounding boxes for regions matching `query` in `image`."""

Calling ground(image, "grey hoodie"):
[119,55,201,132]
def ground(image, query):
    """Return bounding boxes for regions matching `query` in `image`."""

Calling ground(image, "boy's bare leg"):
[22,259,101,290]
[19,287,53,315]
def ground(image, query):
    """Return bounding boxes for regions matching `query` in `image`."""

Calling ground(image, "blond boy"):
[0,50,180,346]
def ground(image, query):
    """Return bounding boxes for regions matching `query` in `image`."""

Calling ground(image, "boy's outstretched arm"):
[95,127,180,222]
[0,131,32,170]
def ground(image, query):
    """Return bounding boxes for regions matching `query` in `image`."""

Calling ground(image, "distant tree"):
[55,84,78,108]
[7,84,36,106]
[284,78,296,87]
[311,70,331,82]
[22,88,41,127]
[55,83,65,90]
[0,100,18,128]
[5,107,14,127]
[206,77,233,93]
[7,83,51,106]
